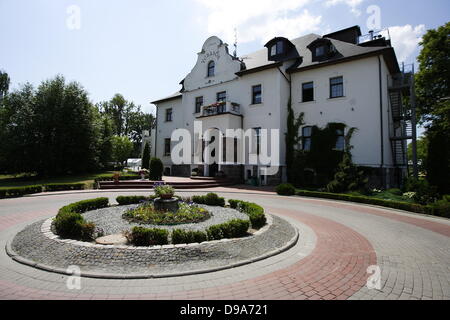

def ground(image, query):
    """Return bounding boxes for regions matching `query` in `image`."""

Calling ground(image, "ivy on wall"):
[285,100,362,188]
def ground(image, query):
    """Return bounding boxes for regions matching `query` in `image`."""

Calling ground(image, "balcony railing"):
[199,101,241,118]
[358,29,391,44]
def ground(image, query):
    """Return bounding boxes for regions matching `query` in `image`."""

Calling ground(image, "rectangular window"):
[165,108,173,122]
[335,129,345,151]
[315,46,325,57]
[195,97,203,114]
[217,91,226,102]
[164,138,171,156]
[302,82,314,102]
[302,126,312,151]
[330,76,344,98]
[271,45,277,56]
[254,127,261,155]
[276,41,284,54]
[252,85,262,104]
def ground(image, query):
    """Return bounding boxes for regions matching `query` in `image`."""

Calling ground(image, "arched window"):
[207,61,215,77]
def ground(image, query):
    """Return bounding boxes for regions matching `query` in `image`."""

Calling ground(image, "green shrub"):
[127,227,169,246]
[275,183,296,196]
[54,211,84,239]
[59,198,109,214]
[116,196,148,205]
[192,193,225,207]
[228,199,240,209]
[443,195,450,202]
[149,158,164,181]
[206,219,250,240]
[44,183,85,192]
[228,200,266,229]
[0,185,43,198]
[296,190,428,214]
[142,142,151,170]
[426,200,450,218]
[171,229,208,244]
[223,219,250,238]
[206,225,224,240]
[53,198,108,240]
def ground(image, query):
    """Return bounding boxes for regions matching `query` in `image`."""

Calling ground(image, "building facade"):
[151,26,411,188]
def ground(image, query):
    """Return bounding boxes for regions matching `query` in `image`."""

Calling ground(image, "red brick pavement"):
[293,197,450,237]
[3,190,448,300]
[0,204,377,300]
[139,207,377,300]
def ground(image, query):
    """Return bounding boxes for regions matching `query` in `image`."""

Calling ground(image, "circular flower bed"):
[122,201,211,225]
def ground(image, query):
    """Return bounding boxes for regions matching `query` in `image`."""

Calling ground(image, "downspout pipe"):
[277,65,292,183]
[154,106,158,158]
[378,55,385,188]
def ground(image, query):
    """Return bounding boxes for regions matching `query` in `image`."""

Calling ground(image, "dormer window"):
[265,37,297,62]
[207,61,215,77]
[315,46,325,57]
[270,41,284,57]
[308,38,337,62]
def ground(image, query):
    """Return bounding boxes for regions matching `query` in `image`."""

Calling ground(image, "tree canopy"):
[0,75,100,175]
[0,71,156,175]
[416,22,450,124]
[415,22,450,195]
[97,94,155,157]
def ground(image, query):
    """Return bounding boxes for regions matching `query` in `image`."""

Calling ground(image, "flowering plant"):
[154,183,175,199]
[138,169,149,175]
[113,172,121,183]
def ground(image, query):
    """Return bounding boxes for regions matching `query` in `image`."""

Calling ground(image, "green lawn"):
[0,172,126,189]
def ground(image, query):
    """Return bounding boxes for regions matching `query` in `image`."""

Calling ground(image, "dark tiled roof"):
[152,31,399,104]
[151,91,182,104]
[238,33,395,75]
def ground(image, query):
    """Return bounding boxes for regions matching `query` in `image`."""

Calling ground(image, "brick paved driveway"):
[0,188,449,300]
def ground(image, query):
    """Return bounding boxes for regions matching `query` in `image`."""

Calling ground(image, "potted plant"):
[138,169,149,180]
[113,172,121,184]
[154,184,175,199]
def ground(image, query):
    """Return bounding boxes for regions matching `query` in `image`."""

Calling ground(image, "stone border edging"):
[5,214,300,279]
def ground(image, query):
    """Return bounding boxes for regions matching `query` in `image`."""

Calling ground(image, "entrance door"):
[209,163,218,177]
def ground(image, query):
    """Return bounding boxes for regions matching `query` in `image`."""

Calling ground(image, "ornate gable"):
[183,36,242,92]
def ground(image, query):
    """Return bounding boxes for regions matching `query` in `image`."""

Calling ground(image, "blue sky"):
[0,0,449,116]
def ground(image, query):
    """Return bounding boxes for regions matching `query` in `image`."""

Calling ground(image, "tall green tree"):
[0,70,10,100]
[111,135,134,166]
[97,115,114,169]
[416,22,450,123]
[97,94,155,157]
[415,22,450,194]
[0,76,100,176]
[141,142,150,170]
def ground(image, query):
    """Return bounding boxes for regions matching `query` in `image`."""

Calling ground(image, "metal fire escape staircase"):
[388,64,418,176]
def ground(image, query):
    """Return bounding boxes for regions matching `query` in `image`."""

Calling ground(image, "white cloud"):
[325,0,364,16]
[194,0,321,44]
[388,24,426,63]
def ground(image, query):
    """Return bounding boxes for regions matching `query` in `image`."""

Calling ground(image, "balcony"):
[197,101,241,118]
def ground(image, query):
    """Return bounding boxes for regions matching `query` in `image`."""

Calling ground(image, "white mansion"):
[151,26,414,187]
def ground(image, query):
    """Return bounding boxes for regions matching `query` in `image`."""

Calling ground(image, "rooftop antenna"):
[233,27,238,58]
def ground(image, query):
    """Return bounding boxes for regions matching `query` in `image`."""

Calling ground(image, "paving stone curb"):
[6,214,299,279]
